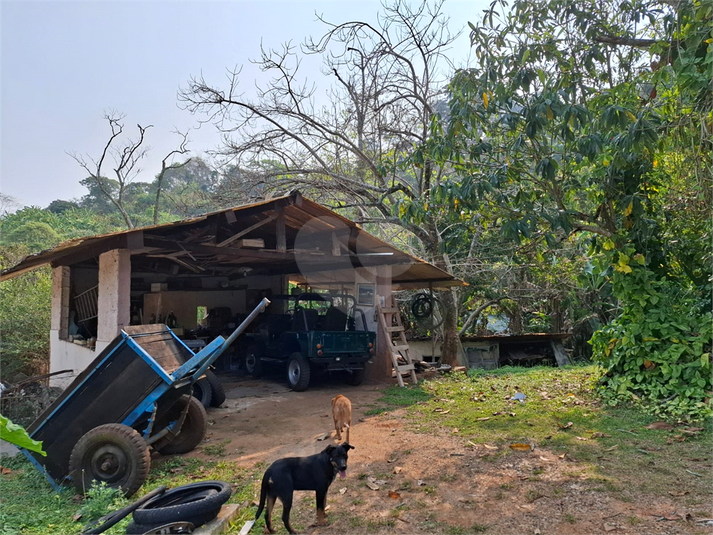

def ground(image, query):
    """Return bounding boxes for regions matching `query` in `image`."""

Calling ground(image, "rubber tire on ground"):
[157,396,207,455]
[124,520,196,534]
[191,377,213,408]
[345,367,366,386]
[286,352,311,391]
[68,423,150,498]
[244,345,263,377]
[205,370,226,407]
[132,481,231,526]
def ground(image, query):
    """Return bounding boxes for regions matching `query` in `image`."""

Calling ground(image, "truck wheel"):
[205,370,226,407]
[158,396,207,455]
[345,367,366,386]
[287,352,311,391]
[68,423,150,497]
[192,376,213,408]
[132,480,231,526]
[244,345,263,377]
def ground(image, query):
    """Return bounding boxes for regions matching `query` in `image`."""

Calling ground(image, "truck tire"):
[132,480,231,526]
[345,367,366,386]
[286,352,311,391]
[192,376,213,408]
[244,345,264,377]
[205,370,226,407]
[125,521,195,534]
[157,396,207,455]
[68,423,150,497]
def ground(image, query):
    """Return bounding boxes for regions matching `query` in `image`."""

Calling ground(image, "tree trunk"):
[439,289,461,366]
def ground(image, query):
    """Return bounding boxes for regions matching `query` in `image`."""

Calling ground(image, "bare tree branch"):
[153,130,191,224]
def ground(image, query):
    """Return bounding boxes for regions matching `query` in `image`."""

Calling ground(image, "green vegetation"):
[0,454,263,535]
[405,367,711,498]
[0,416,45,454]
[364,385,431,415]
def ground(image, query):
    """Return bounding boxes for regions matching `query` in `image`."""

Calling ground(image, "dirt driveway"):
[190,372,712,535]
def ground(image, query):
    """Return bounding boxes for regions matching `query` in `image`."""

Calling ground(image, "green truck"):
[243,293,376,391]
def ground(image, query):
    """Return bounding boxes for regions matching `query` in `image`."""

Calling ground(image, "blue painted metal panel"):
[20,449,63,492]
[28,340,124,438]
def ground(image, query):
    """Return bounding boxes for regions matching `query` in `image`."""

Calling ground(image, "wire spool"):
[411,292,444,329]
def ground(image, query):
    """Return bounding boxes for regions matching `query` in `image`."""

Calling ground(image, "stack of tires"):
[190,370,226,409]
[125,481,232,534]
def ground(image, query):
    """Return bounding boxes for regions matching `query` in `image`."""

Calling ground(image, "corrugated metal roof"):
[1,192,464,288]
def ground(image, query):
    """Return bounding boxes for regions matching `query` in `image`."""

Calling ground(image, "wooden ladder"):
[377,296,418,387]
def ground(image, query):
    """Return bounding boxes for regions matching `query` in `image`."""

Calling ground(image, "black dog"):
[254,443,354,534]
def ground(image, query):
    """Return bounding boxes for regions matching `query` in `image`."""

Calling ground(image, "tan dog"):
[331,394,352,443]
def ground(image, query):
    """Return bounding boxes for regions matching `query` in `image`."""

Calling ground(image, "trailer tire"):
[205,370,226,407]
[287,352,311,391]
[132,481,231,526]
[68,423,150,498]
[192,376,213,408]
[157,396,207,455]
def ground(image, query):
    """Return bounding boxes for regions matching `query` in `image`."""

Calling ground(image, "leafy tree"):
[428,0,711,417]
[1,221,61,252]
[155,157,220,218]
[0,246,52,379]
[46,199,80,214]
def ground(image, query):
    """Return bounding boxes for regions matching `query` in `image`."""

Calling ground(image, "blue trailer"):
[24,298,270,497]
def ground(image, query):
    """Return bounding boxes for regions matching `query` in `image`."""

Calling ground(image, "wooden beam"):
[217,213,278,247]
[126,230,144,250]
[276,206,286,253]
[331,232,341,256]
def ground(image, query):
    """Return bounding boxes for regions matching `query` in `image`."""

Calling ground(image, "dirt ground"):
[187,372,712,535]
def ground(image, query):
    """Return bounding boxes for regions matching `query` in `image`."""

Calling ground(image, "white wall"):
[49,331,95,388]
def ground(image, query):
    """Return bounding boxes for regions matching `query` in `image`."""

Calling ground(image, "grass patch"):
[364,384,430,415]
[202,439,231,457]
[404,365,712,501]
[0,454,263,535]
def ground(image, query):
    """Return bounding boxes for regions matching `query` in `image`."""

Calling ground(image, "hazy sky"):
[1,0,484,210]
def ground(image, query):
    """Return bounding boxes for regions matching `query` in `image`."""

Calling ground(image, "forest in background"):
[1,0,710,422]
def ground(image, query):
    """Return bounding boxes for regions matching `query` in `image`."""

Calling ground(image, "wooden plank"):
[550,340,571,367]
[391,344,410,351]
[235,238,264,248]
[385,326,404,332]
[276,206,286,253]
[396,364,415,372]
[217,214,277,247]
[126,230,144,250]
[331,232,341,256]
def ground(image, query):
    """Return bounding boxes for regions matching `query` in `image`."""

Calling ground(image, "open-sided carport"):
[1,191,463,389]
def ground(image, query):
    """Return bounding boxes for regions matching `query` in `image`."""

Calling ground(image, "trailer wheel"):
[68,423,150,497]
[244,345,263,377]
[287,352,311,391]
[345,367,366,386]
[157,396,207,455]
[132,480,231,526]
[192,376,213,408]
[205,370,226,407]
